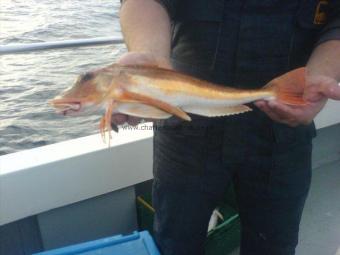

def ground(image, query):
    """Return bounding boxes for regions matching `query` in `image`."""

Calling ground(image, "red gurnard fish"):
[51,64,307,139]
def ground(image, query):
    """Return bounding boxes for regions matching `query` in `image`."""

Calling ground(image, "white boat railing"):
[1,38,340,226]
[0,125,154,226]
[0,37,124,54]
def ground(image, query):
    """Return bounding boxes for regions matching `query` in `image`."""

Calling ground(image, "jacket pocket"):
[289,1,328,68]
[296,0,329,29]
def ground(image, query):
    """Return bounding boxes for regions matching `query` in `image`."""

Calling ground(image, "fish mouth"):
[50,98,82,115]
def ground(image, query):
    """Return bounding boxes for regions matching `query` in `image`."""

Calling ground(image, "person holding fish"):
[51,0,340,254]
[116,1,340,255]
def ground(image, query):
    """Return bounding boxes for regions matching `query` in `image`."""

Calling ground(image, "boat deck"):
[297,159,340,255]
[230,159,340,255]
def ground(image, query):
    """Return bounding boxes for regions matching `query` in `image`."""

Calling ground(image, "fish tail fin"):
[265,67,307,105]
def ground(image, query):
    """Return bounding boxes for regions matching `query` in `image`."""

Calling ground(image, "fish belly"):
[127,82,274,118]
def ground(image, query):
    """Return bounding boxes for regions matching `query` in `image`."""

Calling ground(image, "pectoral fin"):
[117,103,172,119]
[183,104,252,117]
[120,90,191,121]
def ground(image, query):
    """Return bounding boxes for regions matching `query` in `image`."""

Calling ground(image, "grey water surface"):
[0,0,125,155]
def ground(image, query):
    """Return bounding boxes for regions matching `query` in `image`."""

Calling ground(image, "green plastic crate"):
[136,186,241,255]
[205,203,241,255]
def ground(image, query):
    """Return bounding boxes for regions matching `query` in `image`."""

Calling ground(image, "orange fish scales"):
[129,75,275,100]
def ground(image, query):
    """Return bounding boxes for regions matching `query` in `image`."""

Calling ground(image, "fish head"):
[50,70,110,116]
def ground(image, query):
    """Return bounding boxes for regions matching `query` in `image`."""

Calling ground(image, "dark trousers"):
[152,110,312,255]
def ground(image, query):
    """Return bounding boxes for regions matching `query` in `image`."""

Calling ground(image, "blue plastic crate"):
[33,231,160,255]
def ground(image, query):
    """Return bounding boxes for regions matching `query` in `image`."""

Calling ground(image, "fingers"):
[332,82,340,100]
[111,114,141,126]
[255,101,310,127]
[111,113,146,129]
[112,113,128,125]
[304,75,340,101]
[318,82,340,100]
[268,101,307,126]
[127,116,142,126]
[303,86,324,102]
[256,101,297,126]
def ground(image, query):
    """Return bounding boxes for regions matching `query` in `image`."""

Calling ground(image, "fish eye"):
[81,72,94,82]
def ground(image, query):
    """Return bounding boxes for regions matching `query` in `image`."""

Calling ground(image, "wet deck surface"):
[230,159,340,255]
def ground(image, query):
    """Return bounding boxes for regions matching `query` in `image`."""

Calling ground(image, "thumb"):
[303,85,325,102]
[321,82,340,100]
[304,75,338,102]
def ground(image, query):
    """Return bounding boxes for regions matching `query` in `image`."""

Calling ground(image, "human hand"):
[111,52,172,128]
[255,73,331,127]
[304,76,340,101]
